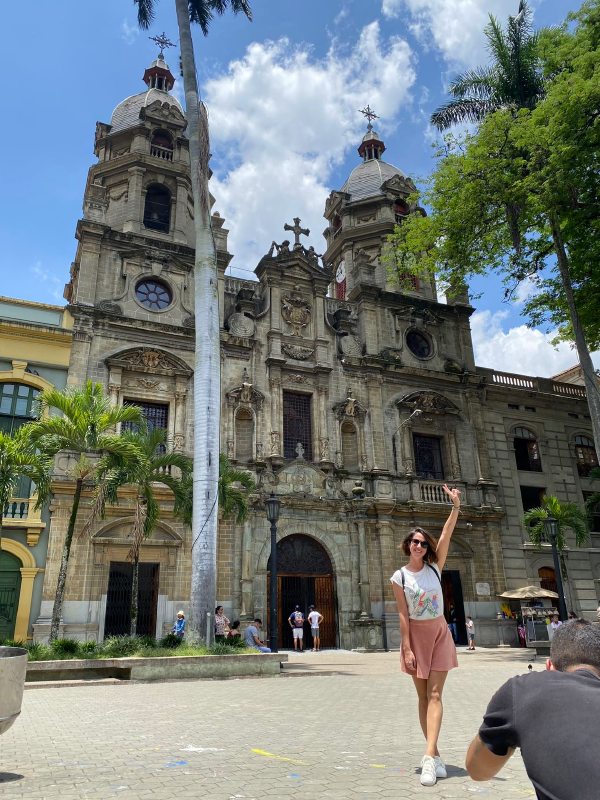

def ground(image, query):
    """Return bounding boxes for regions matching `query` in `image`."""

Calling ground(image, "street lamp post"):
[543,517,568,622]
[265,492,281,653]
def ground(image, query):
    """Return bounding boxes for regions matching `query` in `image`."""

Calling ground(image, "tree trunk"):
[548,212,600,450]
[130,552,139,637]
[176,0,221,645]
[50,477,83,642]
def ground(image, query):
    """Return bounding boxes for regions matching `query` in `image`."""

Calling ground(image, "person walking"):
[391,485,461,787]
[466,619,600,799]
[289,605,305,651]
[308,605,324,651]
[466,616,475,650]
[171,611,186,639]
[214,606,230,641]
[448,605,458,643]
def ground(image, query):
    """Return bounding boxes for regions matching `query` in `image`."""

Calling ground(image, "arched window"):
[341,421,359,470]
[573,435,598,477]
[513,426,542,472]
[235,408,254,462]
[143,184,171,233]
[538,567,557,595]
[150,130,174,161]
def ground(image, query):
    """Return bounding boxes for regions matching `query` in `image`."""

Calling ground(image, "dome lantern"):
[143,32,176,92]
[357,105,386,161]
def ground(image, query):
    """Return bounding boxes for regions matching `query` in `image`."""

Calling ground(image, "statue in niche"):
[344,389,356,417]
[281,286,312,337]
[240,368,253,403]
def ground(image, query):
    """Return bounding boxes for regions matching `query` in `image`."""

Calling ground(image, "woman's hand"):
[403,647,417,671]
[442,484,461,507]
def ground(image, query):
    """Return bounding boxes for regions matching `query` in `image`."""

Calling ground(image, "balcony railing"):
[3,498,30,520]
[484,369,588,399]
[150,144,174,161]
[491,371,537,390]
[552,382,587,398]
[419,483,454,504]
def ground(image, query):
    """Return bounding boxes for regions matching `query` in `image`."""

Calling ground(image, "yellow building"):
[0,295,72,640]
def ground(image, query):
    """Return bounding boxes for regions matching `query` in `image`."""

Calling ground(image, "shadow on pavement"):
[0,773,24,784]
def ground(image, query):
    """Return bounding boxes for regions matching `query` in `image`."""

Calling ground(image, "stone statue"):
[295,442,305,460]
[240,368,253,403]
[344,389,356,417]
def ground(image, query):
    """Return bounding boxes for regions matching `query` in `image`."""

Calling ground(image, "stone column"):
[365,376,387,471]
[174,383,188,452]
[401,422,414,475]
[14,568,41,642]
[226,397,236,461]
[174,176,189,244]
[123,166,145,233]
[447,428,462,480]
[269,373,282,457]
[466,390,491,480]
[240,519,254,619]
[67,320,94,387]
[357,519,372,618]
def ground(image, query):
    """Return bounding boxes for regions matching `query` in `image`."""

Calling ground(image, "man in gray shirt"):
[244,618,271,652]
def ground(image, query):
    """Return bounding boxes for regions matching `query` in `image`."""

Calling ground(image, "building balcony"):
[2,493,46,547]
[150,144,174,161]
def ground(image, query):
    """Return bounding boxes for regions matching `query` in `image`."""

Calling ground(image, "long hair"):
[399,526,439,565]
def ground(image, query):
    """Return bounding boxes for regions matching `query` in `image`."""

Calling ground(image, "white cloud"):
[471,309,600,377]
[203,23,416,273]
[383,0,541,69]
[30,261,64,303]
[121,19,139,46]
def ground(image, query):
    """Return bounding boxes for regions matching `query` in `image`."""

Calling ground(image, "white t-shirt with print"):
[308,611,321,628]
[390,564,444,620]
[466,619,475,634]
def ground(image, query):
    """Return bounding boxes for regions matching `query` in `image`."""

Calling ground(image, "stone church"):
[29,51,600,647]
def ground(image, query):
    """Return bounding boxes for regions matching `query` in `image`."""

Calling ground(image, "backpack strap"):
[429,564,442,586]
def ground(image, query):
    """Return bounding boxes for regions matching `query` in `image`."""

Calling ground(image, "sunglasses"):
[410,538,428,548]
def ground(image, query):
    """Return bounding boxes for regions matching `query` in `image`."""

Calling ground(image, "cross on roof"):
[149,32,175,59]
[284,217,310,247]
[359,105,379,130]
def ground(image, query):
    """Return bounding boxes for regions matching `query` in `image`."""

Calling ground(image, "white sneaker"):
[434,755,447,778]
[420,755,437,786]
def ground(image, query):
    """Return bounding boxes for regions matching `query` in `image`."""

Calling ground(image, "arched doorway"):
[0,550,22,640]
[268,534,337,649]
[539,566,558,595]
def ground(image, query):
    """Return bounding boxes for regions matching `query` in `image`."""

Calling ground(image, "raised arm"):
[435,485,461,571]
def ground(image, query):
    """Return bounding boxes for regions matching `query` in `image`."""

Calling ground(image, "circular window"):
[406,330,432,359]
[136,279,172,310]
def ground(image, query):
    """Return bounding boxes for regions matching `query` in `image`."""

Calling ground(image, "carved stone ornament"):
[226,440,235,460]
[398,391,459,416]
[228,312,255,338]
[269,431,281,456]
[333,390,367,421]
[340,335,362,357]
[282,343,315,361]
[380,347,403,365]
[256,441,264,460]
[96,300,123,315]
[284,373,309,385]
[173,434,184,451]
[335,451,344,469]
[325,475,346,499]
[135,378,160,389]
[281,286,311,337]
[319,438,331,461]
[226,368,264,408]
[119,349,179,371]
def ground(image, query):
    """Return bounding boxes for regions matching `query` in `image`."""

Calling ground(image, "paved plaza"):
[0,648,541,799]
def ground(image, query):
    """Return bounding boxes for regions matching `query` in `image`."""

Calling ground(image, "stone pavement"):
[0,647,542,799]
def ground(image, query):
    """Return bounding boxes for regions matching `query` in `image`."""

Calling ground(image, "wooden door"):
[539,567,558,595]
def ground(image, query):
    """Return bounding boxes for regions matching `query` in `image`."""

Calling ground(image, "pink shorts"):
[401,615,458,679]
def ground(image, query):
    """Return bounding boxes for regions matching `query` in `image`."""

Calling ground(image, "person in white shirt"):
[466,617,475,650]
[308,605,324,652]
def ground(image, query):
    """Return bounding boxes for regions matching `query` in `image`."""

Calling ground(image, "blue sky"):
[2,0,594,377]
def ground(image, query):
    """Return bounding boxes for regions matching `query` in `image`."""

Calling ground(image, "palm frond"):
[430,98,501,131]
[448,67,497,100]
[134,0,155,29]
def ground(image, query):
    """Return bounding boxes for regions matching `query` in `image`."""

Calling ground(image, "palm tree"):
[26,382,143,642]
[522,494,589,551]
[134,0,253,644]
[96,421,193,635]
[218,453,255,523]
[430,1,545,131]
[0,427,52,574]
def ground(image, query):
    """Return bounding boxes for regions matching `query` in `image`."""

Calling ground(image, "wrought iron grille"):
[104,561,160,638]
[123,401,169,453]
[283,391,312,460]
[413,434,444,480]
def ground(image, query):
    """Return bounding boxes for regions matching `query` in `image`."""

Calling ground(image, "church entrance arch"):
[268,534,337,649]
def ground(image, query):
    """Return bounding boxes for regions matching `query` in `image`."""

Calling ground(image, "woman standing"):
[214,606,230,641]
[391,485,461,787]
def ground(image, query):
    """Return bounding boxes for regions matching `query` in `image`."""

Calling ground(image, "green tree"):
[522,494,589,551]
[0,427,52,573]
[431,1,545,130]
[584,467,600,529]
[133,0,253,644]
[386,3,600,450]
[96,421,193,635]
[217,453,255,523]
[26,382,143,642]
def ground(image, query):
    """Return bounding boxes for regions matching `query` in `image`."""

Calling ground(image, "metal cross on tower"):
[149,32,175,59]
[284,217,310,248]
[359,105,379,131]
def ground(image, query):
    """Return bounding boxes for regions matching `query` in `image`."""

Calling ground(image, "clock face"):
[336,261,346,283]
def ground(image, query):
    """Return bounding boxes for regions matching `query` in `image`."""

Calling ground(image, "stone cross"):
[284,217,310,248]
[295,442,305,460]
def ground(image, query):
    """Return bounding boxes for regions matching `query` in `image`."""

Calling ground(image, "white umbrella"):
[498,585,559,599]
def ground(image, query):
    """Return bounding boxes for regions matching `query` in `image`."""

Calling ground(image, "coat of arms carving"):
[281,286,311,337]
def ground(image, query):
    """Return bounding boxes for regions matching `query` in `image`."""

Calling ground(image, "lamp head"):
[543,516,559,541]
[265,492,281,523]
[412,408,423,418]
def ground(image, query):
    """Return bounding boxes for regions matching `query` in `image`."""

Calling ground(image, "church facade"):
[24,53,600,647]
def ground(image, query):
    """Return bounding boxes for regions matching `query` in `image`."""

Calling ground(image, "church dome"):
[110,88,185,134]
[341,158,406,202]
